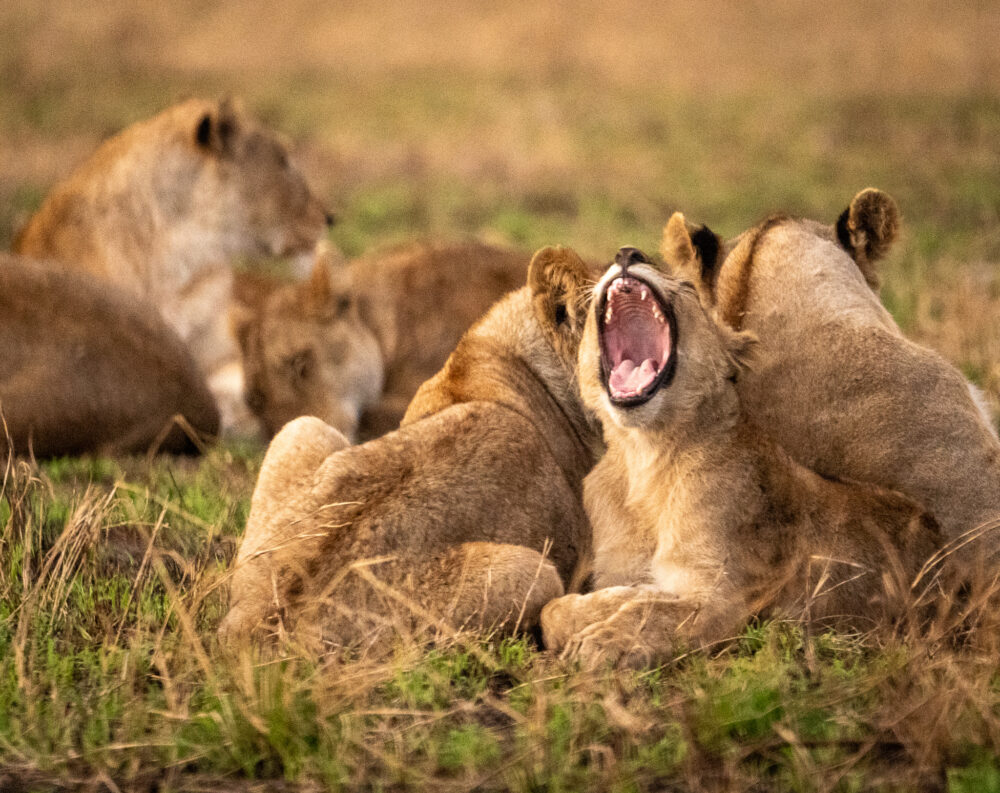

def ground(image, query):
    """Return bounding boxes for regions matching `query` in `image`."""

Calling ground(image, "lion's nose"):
[614,246,651,273]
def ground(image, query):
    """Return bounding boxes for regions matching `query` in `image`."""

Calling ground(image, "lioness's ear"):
[660,212,722,301]
[303,242,353,322]
[835,188,900,291]
[528,245,591,342]
[195,98,239,155]
[304,243,334,315]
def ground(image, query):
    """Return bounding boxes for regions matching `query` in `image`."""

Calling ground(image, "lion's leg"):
[248,542,565,655]
[206,360,260,440]
[219,416,349,645]
[542,586,742,669]
[412,542,565,635]
[248,415,350,525]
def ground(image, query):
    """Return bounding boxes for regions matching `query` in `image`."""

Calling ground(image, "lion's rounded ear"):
[306,246,354,323]
[661,213,696,271]
[527,245,591,333]
[194,98,240,155]
[835,188,900,291]
[302,242,345,320]
[660,212,722,298]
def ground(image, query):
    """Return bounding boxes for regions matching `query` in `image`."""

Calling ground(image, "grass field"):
[1,2,999,790]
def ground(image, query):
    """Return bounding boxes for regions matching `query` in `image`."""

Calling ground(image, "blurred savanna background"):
[2,1,999,409]
[2,2,1000,790]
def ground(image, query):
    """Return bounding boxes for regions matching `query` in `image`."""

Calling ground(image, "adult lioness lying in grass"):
[660,189,1000,568]
[0,255,219,456]
[219,246,601,651]
[541,247,940,669]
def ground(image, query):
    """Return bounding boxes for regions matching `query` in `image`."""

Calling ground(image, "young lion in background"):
[235,240,530,442]
[218,247,602,652]
[661,189,1000,569]
[12,98,332,436]
[541,247,940,669]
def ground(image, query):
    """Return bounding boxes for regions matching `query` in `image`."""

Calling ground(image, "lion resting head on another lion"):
[235,240,529,442]
[541,245,940,669]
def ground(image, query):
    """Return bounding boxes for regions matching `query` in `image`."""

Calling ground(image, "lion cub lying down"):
[218,247,601,650]
[0,255,219,456]
[235,240,530,442]
[541,247,940,669]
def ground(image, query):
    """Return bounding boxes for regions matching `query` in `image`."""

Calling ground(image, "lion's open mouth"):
[598,274,676,406]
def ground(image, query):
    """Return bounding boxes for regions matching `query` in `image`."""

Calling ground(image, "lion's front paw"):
[559,621,665,671]
[540,593,588,653]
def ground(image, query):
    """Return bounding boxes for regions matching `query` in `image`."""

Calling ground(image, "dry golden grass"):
[5,446,1000,790]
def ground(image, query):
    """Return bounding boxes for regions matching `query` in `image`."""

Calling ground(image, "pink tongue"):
[609,358,659,397]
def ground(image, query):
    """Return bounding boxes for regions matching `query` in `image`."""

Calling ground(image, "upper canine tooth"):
[641,288,648,301]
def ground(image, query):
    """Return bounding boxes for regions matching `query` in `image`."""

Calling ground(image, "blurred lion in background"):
[0,254,219,456]
[13,97,332,436]
[235,240,529,441]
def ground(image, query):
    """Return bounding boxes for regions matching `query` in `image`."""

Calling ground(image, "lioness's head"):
[659,188,900,306]
[180,98,333,262]
[579,246,752,432]
[236,245,383,441]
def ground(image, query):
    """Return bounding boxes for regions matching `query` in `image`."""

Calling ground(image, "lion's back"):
[0,254,219,456]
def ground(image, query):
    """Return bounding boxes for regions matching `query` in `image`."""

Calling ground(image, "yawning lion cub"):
[541,246,940,669]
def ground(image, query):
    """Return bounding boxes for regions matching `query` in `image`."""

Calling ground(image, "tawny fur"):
[0,254,219,456]
[234,240,531,442]
[540,253,940,669]
[660,189,1000,568]
[12,98,330,437]
[218,247,602,651]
